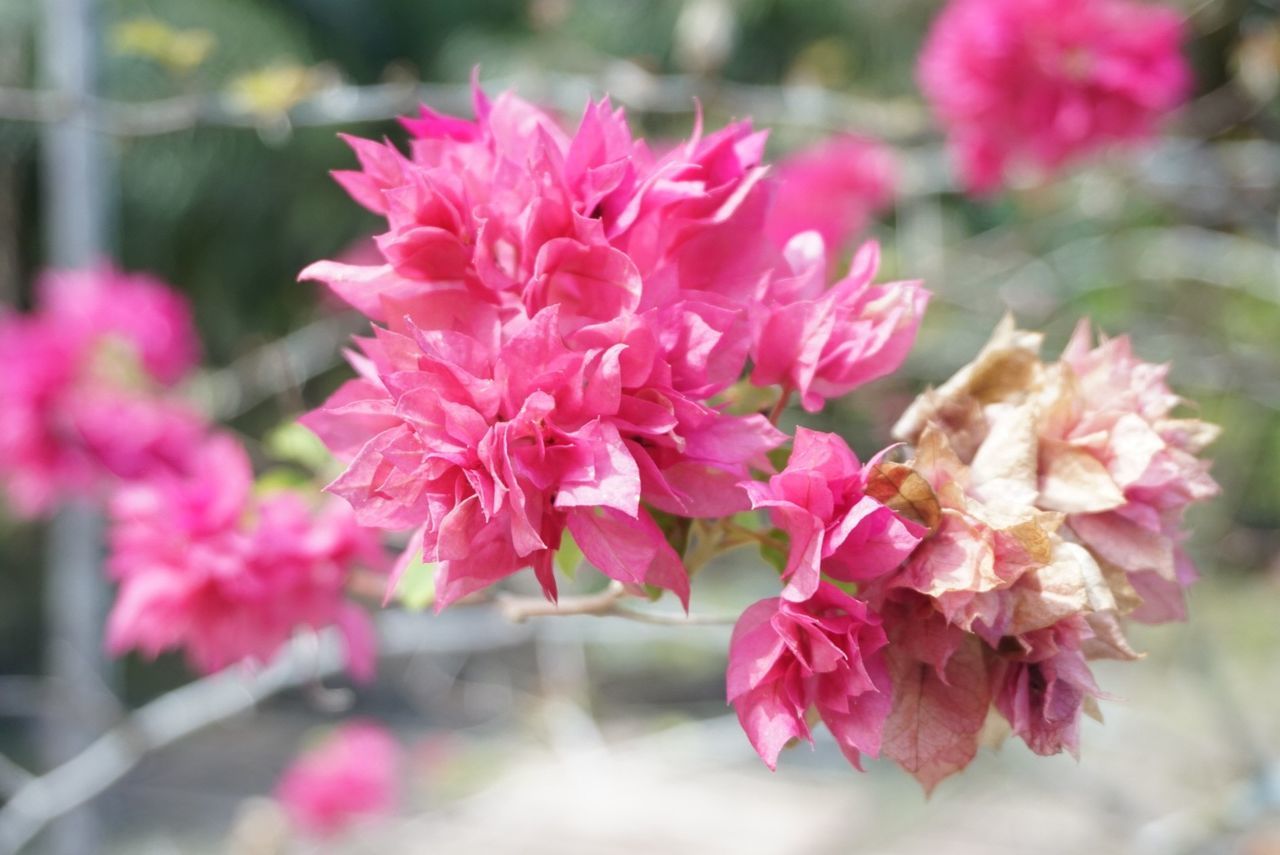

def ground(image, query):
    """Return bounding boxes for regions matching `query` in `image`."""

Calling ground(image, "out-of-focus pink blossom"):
[752,239,928,412]
[0,266,202,517]
[743,427,924,601]
[276,722,400,838]
[919,0,1191,193]
[727,583,892,771]
[106,434,384,678]
[765,135,897,258]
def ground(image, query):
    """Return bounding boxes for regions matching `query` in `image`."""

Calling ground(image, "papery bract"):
[727,583,892,771]
[276,722,401,838]
[743,427,924,601]
[992,617,1101,757]
[892,317,1218,626]
[301,87,801,609]
[919,0,1191,193]
[752,240,928,412]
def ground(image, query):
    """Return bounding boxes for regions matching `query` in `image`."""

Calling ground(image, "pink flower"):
[276,722,400,838]
[727,583,892,771]
[919,0,1191,193]
[743,427,925,601]
[0,266,202,517]
[305,306,782,609]
[765,135,897,258]
[752,240,929,412]
[992,617,1101,756]
[305,87,772,328]
[106,434,384,679]
[36,266,200,383]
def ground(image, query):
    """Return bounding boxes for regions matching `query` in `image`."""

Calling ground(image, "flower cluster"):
[0,266,204,517]
[106,434,385,678]
[730,317,1215,789]
[301,86,926,609]
[299,86,1216,791]
[0,264,389,680]
[276,722,401,838]
[919,0,1191,193]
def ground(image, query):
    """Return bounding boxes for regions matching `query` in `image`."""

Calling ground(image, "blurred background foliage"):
[1,0,1279,848]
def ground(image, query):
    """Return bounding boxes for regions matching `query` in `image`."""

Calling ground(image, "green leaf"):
[767,445,793,472]
[648,507,692,557]
[555,531,584,580]
[264,422,335,473]
[759,528,791,576]
[253,465,313,495]
[393,553,436,611]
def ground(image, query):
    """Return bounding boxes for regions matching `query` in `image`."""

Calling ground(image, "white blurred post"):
[39,0,111,852]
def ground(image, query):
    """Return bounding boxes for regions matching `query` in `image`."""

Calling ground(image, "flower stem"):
[768,384,793,425]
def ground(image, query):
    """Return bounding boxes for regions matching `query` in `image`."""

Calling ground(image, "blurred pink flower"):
[727,583,892,771]
[0,265,202,517]
[276,722,400,838]
[919,0,1191,193]
[743,427,925,601]
[765,135,897,258]
[106,434,384,678]
[752,240,928,412]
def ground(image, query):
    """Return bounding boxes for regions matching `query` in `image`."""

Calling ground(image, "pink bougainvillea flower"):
[305,86,773,329]
[765,135,897,258]
[276,722,401,838]
[727,583,892,771]
[298,86,810,611]
[106,434,384,679]
[0,266,202,518]
[305,305,782,609]
[36,266,200,383]
[743,427,925,601]
[919,0,1192,193]
[992,617,1101,757]
[752,239,929,412]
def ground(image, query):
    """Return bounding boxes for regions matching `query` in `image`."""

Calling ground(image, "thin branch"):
[496,583,736,627]
[609,604,736,627]
[190,313,364,421]
[497,583,627,623]
[0,68,928,140]
[0,755,32,799]
[0,611,532,855]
